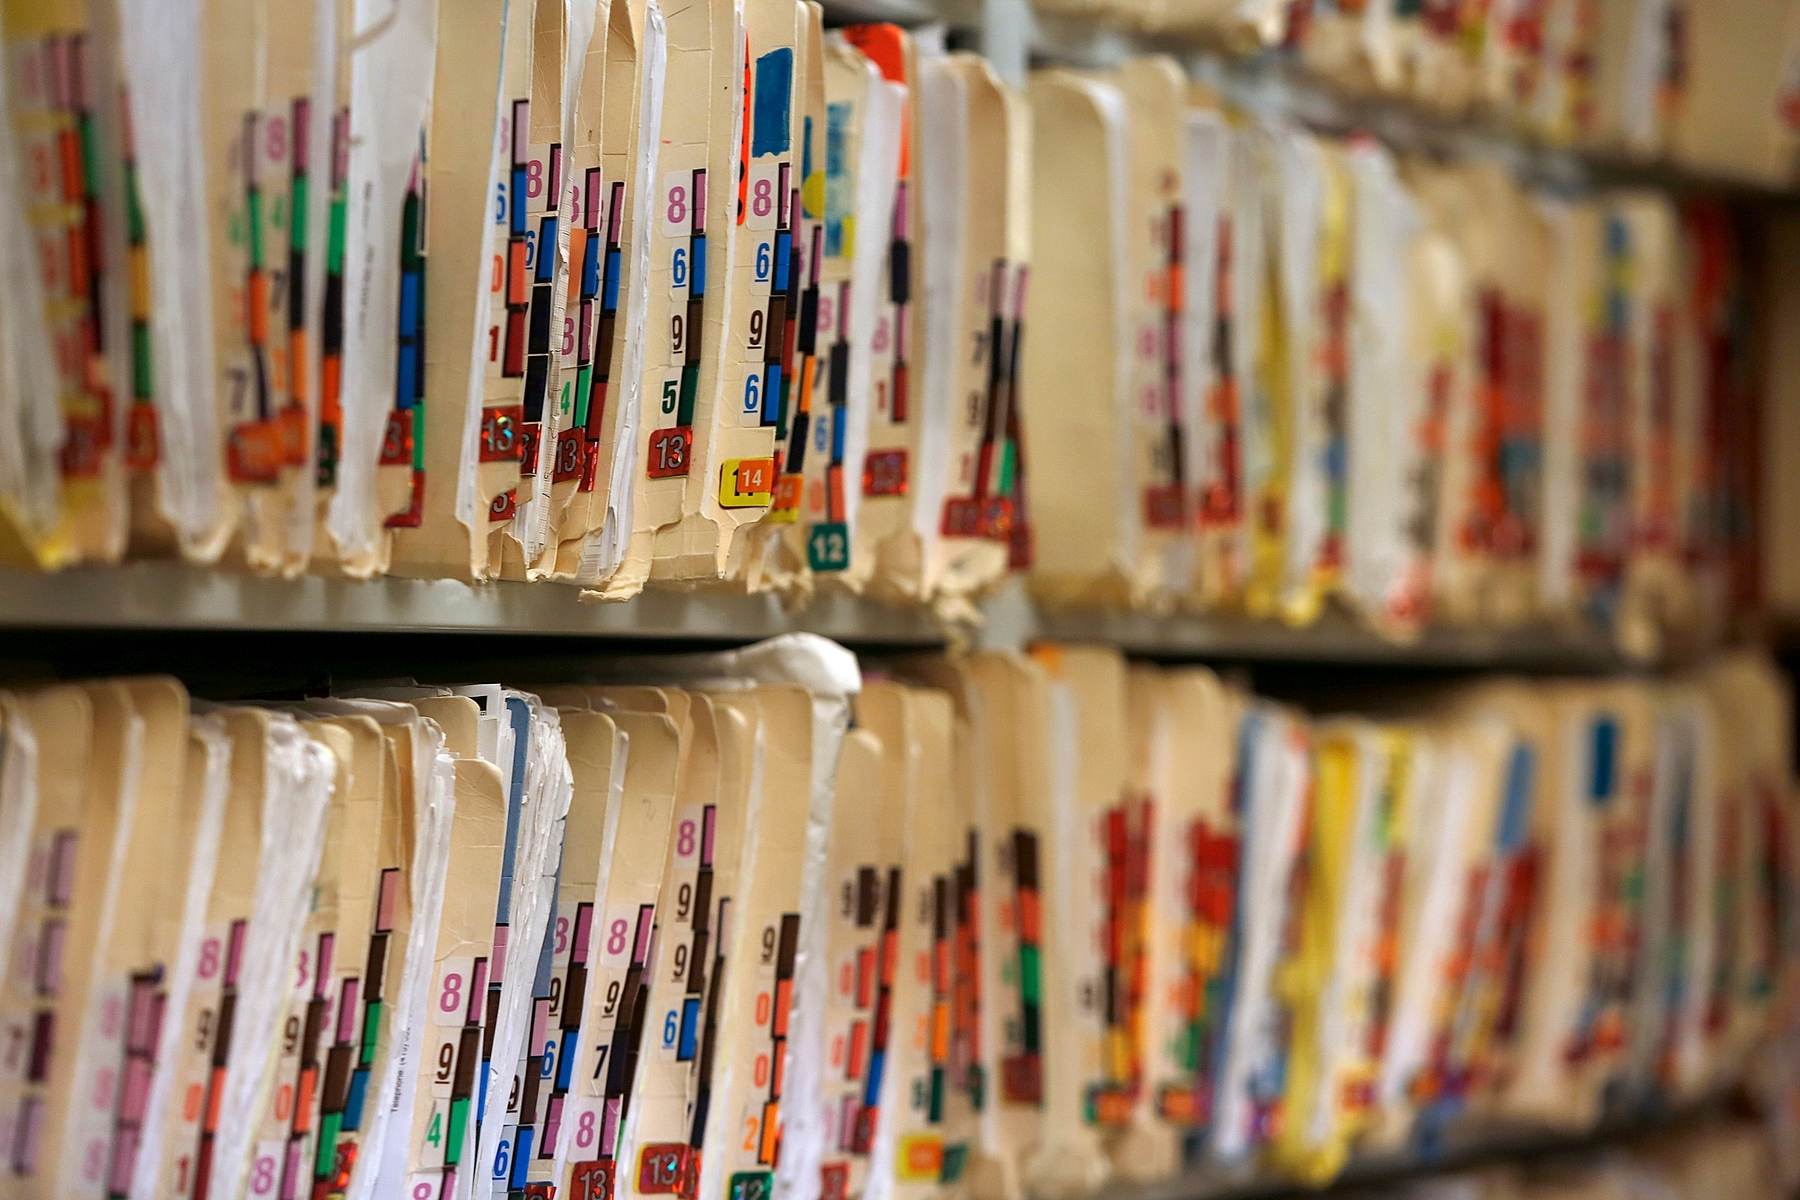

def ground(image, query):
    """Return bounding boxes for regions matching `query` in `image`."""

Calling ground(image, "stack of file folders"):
[0,0,1777,654]
[0,638,1793,1199]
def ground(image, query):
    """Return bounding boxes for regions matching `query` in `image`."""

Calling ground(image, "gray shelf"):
[975,580,1641,671]
[0,562,949,647]
[1079,1091,1735,1200]
[0,563,1657,672]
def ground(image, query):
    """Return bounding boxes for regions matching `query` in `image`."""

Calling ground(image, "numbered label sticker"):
[653,372,682,431]
[671,806,703,867]
[647,426,693,480]
[595,908,638,971]
[661,171,696,239]
[748,240,774,299]
[808,522,850,573]
[744,163,781,232]
[637,1143,693,1195]
[246,1142,284,1197]
[861,450,908,498]
[670,244,691,302]
[433,957,475,1026]
[719,458,775,509]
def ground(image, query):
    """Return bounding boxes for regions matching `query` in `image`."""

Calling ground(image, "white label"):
[661,171,696,239]
[432,957,475,1027]
[745,162,782,231]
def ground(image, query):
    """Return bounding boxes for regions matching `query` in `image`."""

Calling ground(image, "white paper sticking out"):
[1376,742,1473,1121]
[361,744,459,1200]
[1179,110,1228,521]
[473,698,575,1196]
[838,71,905,550]
[118,0,227,558]
[583,0,667,584]
[910,58,968,571]
[1272,127,1325,609]
[1213,710,1311,1163]
[330,0,440,572]
[1343,141,1422,622]
[210,715,337,1200]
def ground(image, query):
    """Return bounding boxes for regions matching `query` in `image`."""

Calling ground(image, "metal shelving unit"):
[0,562,949,647]
[0,563,1655,672]
[975,581,1641,669]
[1086,1093,1738,1200]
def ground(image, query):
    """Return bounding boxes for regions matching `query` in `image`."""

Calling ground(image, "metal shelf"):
[1082,1092,1737,1200]
[0,563,1661,672]
[975,580,1641,671]
[0,562,950,647]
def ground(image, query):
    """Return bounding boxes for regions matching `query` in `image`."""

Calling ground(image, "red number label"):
[648,426,692,479]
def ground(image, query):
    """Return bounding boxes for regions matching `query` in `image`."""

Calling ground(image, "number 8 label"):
[433,959,473,1026]
[661,171,693,238]
[744,162,780,232]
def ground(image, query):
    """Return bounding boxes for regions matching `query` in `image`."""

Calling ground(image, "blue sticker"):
[1588,717,1617,805]
[752,49,794,157]
[825,102,853,258]
[1497,744,1536,853]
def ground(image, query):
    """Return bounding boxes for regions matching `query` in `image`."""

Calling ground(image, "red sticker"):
[771,474,803,512]
[1000,1053,1042,1105]
[479,405,524,462]
[571,1161,615,1200]
[124,403,159,471]
[280,402,308,467]
[648,426,693,479]
[862,449,908,497]
[225,418,283,484]
[1142,484,1187,531]
[385,471,425,529]
[636,1144,694,1196]
[553,429,587,483]
[940,498,982,538]
[379,409,414,467]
